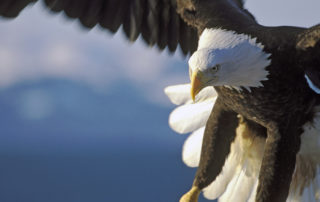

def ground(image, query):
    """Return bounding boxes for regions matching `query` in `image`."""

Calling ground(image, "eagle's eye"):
[211,64,220,73]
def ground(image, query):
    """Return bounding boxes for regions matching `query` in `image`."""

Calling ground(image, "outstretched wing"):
[0,0,36,17]
[0,0,198,55]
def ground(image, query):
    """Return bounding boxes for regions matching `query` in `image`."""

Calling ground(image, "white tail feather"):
[203,121,264,201]
[203,150,241,200]
[164,84,193,105]
[164,84,217,105]
[165,84,217,134]
[182,127,205,167]
[169,99,215,134]
[193,112,320,202]
[165,83,320,201]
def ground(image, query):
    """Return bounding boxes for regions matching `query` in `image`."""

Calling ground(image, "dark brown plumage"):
[0,0,198,54]
[177,1,320,202]
[1,1,320,201]
[44,0,199,55]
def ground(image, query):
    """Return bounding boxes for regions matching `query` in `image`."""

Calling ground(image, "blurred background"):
[0,1,319,202]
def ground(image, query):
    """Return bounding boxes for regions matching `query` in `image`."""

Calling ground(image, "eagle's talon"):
[180,186,200,202]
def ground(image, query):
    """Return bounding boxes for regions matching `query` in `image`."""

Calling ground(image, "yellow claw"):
[180,186,200,202]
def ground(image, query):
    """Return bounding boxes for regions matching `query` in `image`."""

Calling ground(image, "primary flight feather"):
[1,0,320,202]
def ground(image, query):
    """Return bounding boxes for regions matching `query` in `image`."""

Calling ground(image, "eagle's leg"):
[256,122,301,202]
[180,99,239,202]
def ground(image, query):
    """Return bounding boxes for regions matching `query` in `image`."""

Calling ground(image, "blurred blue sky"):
[0,1,319,202]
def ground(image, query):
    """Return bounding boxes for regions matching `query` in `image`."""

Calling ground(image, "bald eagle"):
[1,0,320,201]
[165,28,320,202]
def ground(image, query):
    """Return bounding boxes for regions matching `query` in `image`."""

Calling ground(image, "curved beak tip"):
[190,71,203,102]
[190,87,198,102]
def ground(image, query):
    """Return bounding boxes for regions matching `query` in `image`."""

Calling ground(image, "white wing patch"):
[165,83,320,202]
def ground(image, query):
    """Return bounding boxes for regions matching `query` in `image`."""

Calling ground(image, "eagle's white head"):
[189,28,271,100]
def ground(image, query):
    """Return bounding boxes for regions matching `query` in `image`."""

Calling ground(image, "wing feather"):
[165,84,217,134]
[45,0,66,12]
[157,0,170,50]
[79,0,104,28]
[0,0,198,55]
[168,98,215,134]
[179,18,191,55]
[167,4,179,52]
[99,0,119,33]
[106,0,128,33]
[171,98,320,202]
[182,127,205,167]
[63,0,86,19]
[142,0,158,46]
[0,0,36,17]
[123,0,142,41]
[0,1,11,15]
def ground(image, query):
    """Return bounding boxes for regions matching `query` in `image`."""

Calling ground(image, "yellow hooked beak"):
[190,70,205,101]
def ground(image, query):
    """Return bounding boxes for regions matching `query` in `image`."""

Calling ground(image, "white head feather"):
[189,28,271,91]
